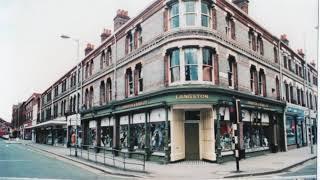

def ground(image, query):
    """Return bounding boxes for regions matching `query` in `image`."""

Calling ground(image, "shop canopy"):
[27,120,67,129]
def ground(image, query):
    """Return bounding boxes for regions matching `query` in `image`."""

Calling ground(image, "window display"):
[150,122,166,152]
[286,117,296,145]
[101,126,113,148]
[217,121,233,152]
[120,125,128,149]
[243,122,270,150]
[130,123,146,150]
[88,128,96,146]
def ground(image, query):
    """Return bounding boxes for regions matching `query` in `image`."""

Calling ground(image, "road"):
[0,139,127,180]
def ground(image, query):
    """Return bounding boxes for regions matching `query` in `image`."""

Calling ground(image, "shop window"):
[202,48,213,81]
[286,117,296,145]
[185,1,196,26]
[170,49,180,83]
[201,2,211,27]
[120,119,129,149]
[184,48,198,81]
[131,117,146,151]
[216,121,233,152]
[101,119,113,148]
[106,78,112,103]
[100,81,106,106]
[243,119,270,150]
[150,121,167,152]
[170,3,180,28]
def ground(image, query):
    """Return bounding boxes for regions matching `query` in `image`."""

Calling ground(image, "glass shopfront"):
[218,121,233,152]
[88,121,97,146]
[286,107,305,147]
[286,116,296,145]
[101,118,113,148]
[131,113,146,151]
[120,116,129,149]
[150,121,166,152]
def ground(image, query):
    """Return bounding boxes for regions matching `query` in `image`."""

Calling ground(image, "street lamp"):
[61,34,81,157]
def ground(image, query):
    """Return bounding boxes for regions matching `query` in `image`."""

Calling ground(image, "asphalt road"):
[281,159,317,178]
[0,139,127,180]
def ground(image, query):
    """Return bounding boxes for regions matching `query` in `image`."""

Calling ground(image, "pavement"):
[0,139,127,180]
[13,139,318,179]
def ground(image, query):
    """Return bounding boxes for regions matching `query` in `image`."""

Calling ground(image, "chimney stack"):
[85,43,94,56]
[232,0,249,14]
[114,9,130,31]
[100,29,112,42]
[297,49,305,58]
[280,34,289,46]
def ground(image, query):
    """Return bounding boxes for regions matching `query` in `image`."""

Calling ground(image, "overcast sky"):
[0,0,318,122]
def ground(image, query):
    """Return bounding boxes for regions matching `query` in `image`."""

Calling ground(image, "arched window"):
[125,68,133,97]
[125,32,133,54]
[89,60,94,76]
[226,13,236,40]
[134,63,143,95]
[250,65,258,94]
[89,87,94,108]
[85,89,89,109]
[69,97,73,113]
[258,69,266,96]
[106,47,112,66]
[85,62,89,79]
[257,34,264,55]
[100,81,106,106]
[106,78,112,103]
[297,88,301,105]
[100,51,105,70]
[134,25,142,49]
[289,84,294,103]
[276,77,280,100]
[228,55,237,89]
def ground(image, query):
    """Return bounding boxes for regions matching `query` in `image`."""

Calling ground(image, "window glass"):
[201,3,210,27]
[185,48,198,81]
[150,122,167,152]
[202,48,212,81]
[170,3,180,28]
[170,49,180,82]
[185,1,196,26]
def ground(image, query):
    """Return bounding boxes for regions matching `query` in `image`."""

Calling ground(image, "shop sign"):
[246,101,269,108]
[176,94,209,99]
[121,101,146,109]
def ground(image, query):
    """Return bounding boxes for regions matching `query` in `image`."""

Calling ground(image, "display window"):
[150,122,166,152]
[243,122,270,150]
[131,123,145,150]
[101,127,113,148]
[286,117,296,145]
[217,121,233,152]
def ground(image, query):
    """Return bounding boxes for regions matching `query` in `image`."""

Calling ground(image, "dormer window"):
[170,2,180,28]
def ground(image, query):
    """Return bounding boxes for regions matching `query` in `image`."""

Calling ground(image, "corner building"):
[79,0,317,163]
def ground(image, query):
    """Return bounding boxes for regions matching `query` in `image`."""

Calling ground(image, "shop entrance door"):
[184,111,200,160]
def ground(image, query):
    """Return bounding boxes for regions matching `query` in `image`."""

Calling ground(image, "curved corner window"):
[170,3,180,28]
[201,2,210,27]
[185,1,196,26]
[170,49,180,82]
[184,48,198,81]
[202,48,213,81]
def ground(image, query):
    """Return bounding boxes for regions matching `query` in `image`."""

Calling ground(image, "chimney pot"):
[100,28,112,42]
[232,0,249,14]
[85,43,94,56]
[114,9,130,31]
[280,34,289,46]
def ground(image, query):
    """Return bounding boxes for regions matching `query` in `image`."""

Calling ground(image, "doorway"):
[184,111,200,160]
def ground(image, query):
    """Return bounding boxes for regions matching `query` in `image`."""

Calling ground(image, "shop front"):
[80,87,285,163]
[285,106,306,149]
[32,120,67,146]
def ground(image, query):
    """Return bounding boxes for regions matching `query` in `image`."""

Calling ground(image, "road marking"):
[0,160,31,162]
[0,178,71,180]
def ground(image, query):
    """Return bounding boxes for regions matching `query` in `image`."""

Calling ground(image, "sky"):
[0,0,318,122]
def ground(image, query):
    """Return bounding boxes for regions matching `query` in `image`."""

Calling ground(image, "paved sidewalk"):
[18,140,317,179]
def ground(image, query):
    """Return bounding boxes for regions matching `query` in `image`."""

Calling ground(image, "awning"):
[28,120,67,129]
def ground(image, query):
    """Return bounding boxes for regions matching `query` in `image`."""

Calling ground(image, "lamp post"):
[61,34,81,157]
